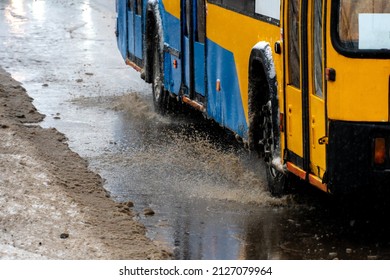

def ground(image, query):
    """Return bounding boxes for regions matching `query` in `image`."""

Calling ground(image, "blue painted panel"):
[206,40,248,139]
[134,15,143,59]
[162,10,181,50]
[127,11,135,56]
[194,41,205,95]
[163,52,172,90]
[116,0,127,60]
[161,6,182,95]
[183,37,190,88]
[182,34,205,96]
[163,53,183,95]
[179,1,205,97]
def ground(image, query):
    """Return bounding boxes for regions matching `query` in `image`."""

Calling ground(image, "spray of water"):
[95,92,289,206]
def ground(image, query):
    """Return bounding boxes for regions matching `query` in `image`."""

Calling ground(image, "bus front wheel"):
[266,163,286,197]
[261,101,287,197]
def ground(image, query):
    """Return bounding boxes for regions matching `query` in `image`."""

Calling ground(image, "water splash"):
[84,92,288,206]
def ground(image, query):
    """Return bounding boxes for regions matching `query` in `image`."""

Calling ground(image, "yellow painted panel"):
[206,4,282,121]
[309,95,326,178]
[286,86,303,157]
[325,1,390,122]
[162,0,180,19]
[307,0,326,178]
[326,57,390,121]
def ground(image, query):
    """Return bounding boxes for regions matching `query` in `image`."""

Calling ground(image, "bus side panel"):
[162,0,180,19]
[127,8,135,57]
[194,42,205,95]
[207,40,248,139]
[161,4,182,95]
[206,4,282,140]
[116,0,128,60]
[134,12,143,59]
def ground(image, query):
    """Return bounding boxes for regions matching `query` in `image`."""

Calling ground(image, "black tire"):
[248,49,287,197]
[266,163,286,197]
[151,32,166,114]
[261,101,288,197]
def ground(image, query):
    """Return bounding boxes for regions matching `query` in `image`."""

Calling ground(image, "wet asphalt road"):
[1,0,390,260]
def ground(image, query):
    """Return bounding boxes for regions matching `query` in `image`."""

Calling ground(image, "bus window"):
[288,0,301,89]
[128,0,134,10]
[221,0,254,14]
[185,0,190,37]
[136,0,142,15]
[196,0,206,43]
[255,0,281,20]
[313,0,323,97]
[337,0,390,51]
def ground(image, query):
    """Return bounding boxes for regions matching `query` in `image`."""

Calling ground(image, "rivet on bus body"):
[216,79,221,92]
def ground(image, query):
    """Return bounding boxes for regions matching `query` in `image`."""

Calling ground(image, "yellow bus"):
[116,0,390,196]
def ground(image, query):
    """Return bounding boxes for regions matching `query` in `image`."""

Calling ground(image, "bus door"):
[182,0,206,100]
[127,0,143,62]
[285,0,327,181]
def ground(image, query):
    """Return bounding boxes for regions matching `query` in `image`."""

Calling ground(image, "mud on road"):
[0,67,171,259]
